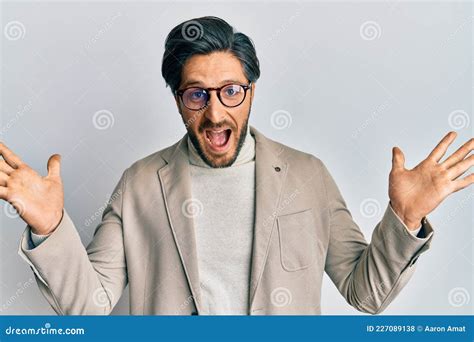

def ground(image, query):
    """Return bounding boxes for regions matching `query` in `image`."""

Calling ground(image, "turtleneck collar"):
[187,125,255,168]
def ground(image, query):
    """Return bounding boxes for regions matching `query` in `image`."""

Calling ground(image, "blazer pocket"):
[277,208,317,272]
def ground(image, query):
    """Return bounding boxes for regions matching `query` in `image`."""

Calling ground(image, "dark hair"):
[161,16,260,94]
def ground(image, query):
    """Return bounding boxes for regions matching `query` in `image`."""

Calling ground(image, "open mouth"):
[203,128,232,153]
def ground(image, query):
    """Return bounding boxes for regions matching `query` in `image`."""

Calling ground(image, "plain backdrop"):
[0,0,472,315]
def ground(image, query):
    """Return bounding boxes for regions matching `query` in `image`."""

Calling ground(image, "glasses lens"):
[183,88,208,110]
[220,85,245,107]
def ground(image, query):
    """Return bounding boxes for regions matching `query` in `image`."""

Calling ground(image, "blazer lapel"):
[158,134,202,313]
[248,126,288,310]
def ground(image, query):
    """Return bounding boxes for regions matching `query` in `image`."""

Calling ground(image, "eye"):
[187,89,206,102]
[223,85,241,97]
[190,91,204,99]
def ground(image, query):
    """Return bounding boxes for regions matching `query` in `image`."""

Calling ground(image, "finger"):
[0,142,23,169]
[0,186,8,200]
[0,160,15,175]
[427,131,458,163]
[391,146,405,170]
[47,154,61,178]
[442,138,474,169]
[452,173,474,193]
[0,172,8,187]
[447,154,474,180]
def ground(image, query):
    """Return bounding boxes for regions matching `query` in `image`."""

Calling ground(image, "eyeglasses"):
[175,83,252,111]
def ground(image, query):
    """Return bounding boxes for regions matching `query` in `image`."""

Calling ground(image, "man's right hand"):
[0,142,64,235]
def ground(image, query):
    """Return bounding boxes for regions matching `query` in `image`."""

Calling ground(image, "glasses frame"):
[175,82,252,111]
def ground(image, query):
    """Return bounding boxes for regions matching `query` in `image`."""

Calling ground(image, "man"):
[1,16,472,315]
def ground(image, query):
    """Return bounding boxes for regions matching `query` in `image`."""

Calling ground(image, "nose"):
[204,91,226,124]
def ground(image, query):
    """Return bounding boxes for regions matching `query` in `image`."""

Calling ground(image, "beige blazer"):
[18,126,434,315]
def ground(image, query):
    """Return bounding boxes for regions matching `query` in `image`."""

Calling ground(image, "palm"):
[388,132,473,228]
[11,165,64,233]
[389,160,448,222]
[0,143,64,235]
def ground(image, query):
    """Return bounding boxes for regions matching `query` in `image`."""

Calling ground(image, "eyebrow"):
[180,79,248,89]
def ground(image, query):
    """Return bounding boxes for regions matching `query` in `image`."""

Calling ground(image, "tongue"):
[207,130,228,146]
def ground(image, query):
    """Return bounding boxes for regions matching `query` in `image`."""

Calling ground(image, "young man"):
[2,16,473,315]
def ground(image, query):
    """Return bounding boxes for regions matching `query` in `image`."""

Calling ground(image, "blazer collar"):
[158,125,288,313]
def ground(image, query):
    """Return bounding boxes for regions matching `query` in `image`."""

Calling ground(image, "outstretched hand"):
[388,132,473,230]
[0,142,64,235]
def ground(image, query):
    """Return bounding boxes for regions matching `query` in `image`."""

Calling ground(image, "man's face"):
[175,51,255,168]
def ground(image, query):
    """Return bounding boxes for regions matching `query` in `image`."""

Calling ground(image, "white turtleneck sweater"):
[187,126,256,315]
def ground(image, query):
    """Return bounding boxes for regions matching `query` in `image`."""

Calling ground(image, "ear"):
[250,83,256,103]
[174,95,182,115]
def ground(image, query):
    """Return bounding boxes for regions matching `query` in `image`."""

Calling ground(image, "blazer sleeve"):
[316,158,434,314]
[17,168,129,315]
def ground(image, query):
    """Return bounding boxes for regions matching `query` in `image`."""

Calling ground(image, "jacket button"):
[274,166,281,172]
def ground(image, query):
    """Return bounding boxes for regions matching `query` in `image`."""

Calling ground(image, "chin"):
[200,134,239,168]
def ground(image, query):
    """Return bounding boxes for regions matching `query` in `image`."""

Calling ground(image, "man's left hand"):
[388,131,473,230]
